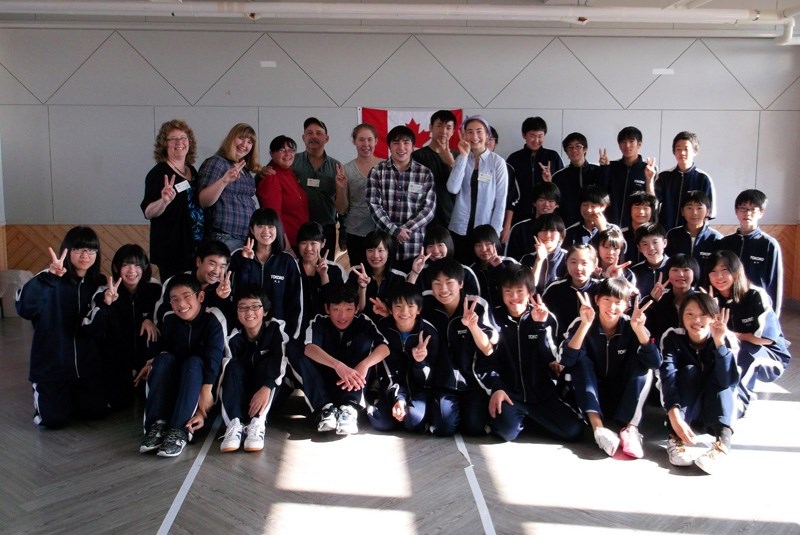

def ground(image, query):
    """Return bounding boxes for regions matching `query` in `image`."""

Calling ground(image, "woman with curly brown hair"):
[140,119,205,280]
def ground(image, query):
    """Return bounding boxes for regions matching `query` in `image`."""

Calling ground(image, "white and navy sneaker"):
[317,403,339,432]
[220,418,244,453]
[244,419,266,452]
[336,405,359,435]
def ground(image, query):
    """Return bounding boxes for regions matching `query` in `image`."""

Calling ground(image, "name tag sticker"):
[478,172,492,183]
[408,183,422,194]
[307,178,320,188]
[174,180,190,193]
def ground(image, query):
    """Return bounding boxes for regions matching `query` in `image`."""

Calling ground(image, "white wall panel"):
[0,64,38,104]
[704,38,800,110]
[756,111,800,224]
[49,33,187,106]
[768,77,800,111]
[417,35,552,108]
[154,107,260,166]
[49,106,154,223]
[490,38,620,110]
[632,40,760,110]
[468,109,564,160]
[272,33,409,107]
[199,34,336,107]
[0,29,111,102]
[122,31,263,105]
[661,111,759,225]
[561,37,694,109]
[0,106,52,223]
[344,37,479,109]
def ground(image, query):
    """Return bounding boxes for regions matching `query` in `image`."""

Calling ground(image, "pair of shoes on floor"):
[693,441,729,474]
[317,403,358,435]
[667,436,694,466]
[593,426,643,458]
[220,418,266,453]
[140,421,189,457]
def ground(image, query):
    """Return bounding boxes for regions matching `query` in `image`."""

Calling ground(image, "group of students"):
[15,116,792,476]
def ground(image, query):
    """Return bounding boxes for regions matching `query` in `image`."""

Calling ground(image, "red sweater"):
[257,162,310,246]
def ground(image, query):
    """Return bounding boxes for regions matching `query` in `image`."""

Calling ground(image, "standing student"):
[505,181,561,260]
[505,116,564,225]
[621,191,657,265]
[482,265,584,442]
[716,189,783,316]
[219,285,288,453]
[469,224,518,310]
[16,226,106,428]
[664,190,722,273]
[412,110,459,227]
[138,274,227,458]
[229,209,303,340]
[705,250,791,417]
[369,283,440,433]
[198,123,259,252]
[447,115,509,264]
[564,184,617,247]
[601,126,657,228]
[655,131,716,232]
[84,244,161,409]
[422,258,499,436]
[552,132,604,228]
[659,292,738,474]
[561,278,660,458]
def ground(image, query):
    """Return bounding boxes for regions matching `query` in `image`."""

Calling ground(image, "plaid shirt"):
[198,154,256,240]
[366,159,436,261]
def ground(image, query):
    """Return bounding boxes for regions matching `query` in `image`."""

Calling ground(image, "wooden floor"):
[2,311,800,535]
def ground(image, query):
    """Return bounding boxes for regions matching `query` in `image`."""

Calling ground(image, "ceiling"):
[0,1,798,42]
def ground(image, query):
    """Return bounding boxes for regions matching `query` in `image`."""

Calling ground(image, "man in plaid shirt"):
[366,125,436,273]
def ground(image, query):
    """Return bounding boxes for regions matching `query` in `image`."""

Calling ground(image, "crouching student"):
[16,226,106,428]
[301,284,390,435]
[139,274,228,458]
[705,250,791,417]
[561,278,660,458]
[422,258,499,436]
[481,265,584,442]
[469,224,518,310]
[219,285,288,453]
[659,293,738,474]
[368,283,440,433]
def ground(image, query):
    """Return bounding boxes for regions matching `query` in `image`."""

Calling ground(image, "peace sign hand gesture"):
[335,163,347,189]
[645,157,657,181]
[411,331,431,362]
[315,250,329,277]
[103,275,122,305]
[48,247,68,277]
[539,161,552,182]
[598,148,609,166]
[604,260,631,279]
[216,270,232,299]
[461,297,479,329]
[530,294,550,322]
[355,263,371,288]
[242,238,255,260]
[457,138,471,157]
[368,297,390,318]
[630,298,653,342]
[576,292,595,325]
[711,307,730,347]
[649,272,669,302]
[161,174,177,204]
[410,248,430,277]
[223,160,246,185]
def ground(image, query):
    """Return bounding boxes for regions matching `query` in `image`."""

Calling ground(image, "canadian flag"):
[359,107,463,159]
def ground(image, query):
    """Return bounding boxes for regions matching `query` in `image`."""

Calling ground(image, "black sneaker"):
[139,421,166,453]
[157,428,188,458]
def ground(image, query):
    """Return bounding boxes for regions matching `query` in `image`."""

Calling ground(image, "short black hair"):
[387,125,415,146]
[682,190,712,211]
[112,243,152,283]
[734,189,767,211]
[235,283,272,313]
[470,224,500,249]
[324,282,359,306]
[430,110,457,126]
[634,223,667,244]
[296,221,325,243]
[533,213,566,239]
[562,132,588,151]
[672,131,699,152]
[423,225,455,257]
[60,226,101,281]
[617,126,642,143]
[269,135,297,153]
[580,184,610,206]
[388,282,424,310]
[597,227,626,254]
[532,181,561,203]
[628,191,657,210]
[166,272,201,297]
[595,277,635,301]
[497,263,535,293]
[428,257,465,284]
[197,240,231,262]
[303,117,327,133]
[364,230,394,273]
[489,126,499,143]
[248,208,286,252]
[666,253,700,284]
[521,116,547,135]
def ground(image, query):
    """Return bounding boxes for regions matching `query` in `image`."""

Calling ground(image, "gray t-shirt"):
[344,159,378,237]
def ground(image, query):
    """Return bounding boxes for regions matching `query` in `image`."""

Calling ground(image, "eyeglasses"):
[276,147,296,154]
[566,144,585,151]
[736,206,760,215]
[237,304,264,312]
[169,291,198,305]
[167,135,189,144]
[74,248,98,257]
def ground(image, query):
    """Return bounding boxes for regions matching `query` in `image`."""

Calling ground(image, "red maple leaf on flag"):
[406,118,430,148]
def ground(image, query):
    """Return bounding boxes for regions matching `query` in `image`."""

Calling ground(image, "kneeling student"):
[139,274,228,458]
[369,283,440,433]
[659,292,738,474]
[481,264,584,442]
[219,285,289,453]
[561,278,659,458]
[302,284,390,435]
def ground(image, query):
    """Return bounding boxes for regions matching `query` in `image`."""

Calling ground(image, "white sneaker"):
[594,427,620,457]
[317,403,339,432]
[220,418,243,453]
[336,405,359,435]
[619,426,644,459]
[694,441,729,475]
[244,419,266,452]
[667,436,694,466]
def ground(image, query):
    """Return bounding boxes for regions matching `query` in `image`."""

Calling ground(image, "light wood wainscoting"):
[2,224,798,299]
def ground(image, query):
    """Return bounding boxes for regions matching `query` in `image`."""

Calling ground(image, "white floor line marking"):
[454,433,496,535]
[157,415,222,535]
